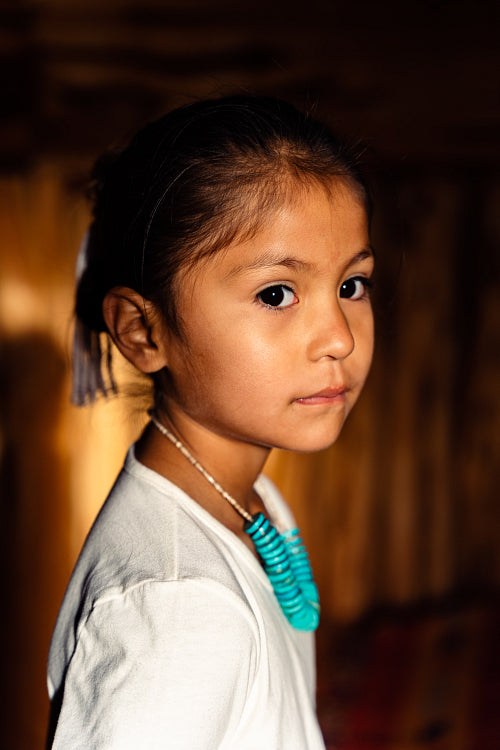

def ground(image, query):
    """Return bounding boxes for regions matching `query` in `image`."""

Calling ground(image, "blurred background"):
[1,1,498,748]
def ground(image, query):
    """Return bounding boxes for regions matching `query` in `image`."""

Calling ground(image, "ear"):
[102,287,168,373]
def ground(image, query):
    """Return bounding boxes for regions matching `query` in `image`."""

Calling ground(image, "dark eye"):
[340,276,371,300]
[257,285,296,309]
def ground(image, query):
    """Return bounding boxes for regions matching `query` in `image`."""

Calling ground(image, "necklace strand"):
[149,411,320,631]
[149,412,253,522]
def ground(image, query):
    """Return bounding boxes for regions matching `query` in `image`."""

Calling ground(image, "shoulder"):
[69,446,248,598]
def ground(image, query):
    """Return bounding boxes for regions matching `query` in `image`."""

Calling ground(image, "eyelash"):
[256,276,373,310]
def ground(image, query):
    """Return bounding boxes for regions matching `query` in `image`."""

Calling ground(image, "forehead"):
[253,175,367,238]
[187,181,370,283]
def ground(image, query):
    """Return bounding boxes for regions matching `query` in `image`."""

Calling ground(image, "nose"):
[306,302,355,361]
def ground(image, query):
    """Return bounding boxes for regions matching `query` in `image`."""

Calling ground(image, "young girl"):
[47,96,374,748]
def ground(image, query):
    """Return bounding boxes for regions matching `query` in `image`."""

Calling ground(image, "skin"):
[104,181,374,547]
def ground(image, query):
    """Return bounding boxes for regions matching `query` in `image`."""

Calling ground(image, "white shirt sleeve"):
[51,578,259,749]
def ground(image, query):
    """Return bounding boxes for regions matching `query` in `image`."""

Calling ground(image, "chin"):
[280,424,347,454]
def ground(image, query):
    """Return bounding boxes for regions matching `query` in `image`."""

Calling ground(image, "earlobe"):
[102,287,168,373]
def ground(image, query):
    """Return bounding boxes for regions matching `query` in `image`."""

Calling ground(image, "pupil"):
[261,286,284,306]
[342,280,354,296]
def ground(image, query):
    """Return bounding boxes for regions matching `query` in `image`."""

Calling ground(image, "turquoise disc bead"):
[244,512,320,632]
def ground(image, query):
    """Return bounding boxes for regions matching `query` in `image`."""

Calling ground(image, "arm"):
[50,579,258,749]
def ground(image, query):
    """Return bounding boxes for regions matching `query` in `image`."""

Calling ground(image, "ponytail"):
[71,228,116,406]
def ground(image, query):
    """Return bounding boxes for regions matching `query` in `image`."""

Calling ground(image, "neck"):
[135,409,271,532]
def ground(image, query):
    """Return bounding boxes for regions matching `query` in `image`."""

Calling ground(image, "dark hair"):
[73,95,371,405]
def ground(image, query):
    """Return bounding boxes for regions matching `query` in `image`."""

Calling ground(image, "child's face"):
[160,182,374,454]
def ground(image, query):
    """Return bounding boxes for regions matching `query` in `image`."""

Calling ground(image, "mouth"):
[295,386,348,406]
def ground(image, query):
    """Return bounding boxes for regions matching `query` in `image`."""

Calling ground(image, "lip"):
[295,386,348,405]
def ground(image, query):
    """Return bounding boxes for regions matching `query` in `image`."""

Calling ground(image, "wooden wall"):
[0,1,498,747]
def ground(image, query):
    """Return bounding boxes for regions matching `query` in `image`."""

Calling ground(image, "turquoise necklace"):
[150,413,320,632]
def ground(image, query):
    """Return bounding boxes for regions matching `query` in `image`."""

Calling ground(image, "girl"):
[47,96,374,748]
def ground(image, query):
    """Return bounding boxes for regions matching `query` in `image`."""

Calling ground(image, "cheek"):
[175,324,250,390]
[213,333,277,387]
[363,333,375,390]
[352,310,375,380]
[364,313,375,365]
[190,323,286,409]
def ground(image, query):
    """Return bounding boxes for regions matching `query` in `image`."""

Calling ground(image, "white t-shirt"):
[47,447,326,749]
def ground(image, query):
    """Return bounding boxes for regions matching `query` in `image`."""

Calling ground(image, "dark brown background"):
[0,1,499,747]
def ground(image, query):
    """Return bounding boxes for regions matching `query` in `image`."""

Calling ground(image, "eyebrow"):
[225,246,374,278]
[224,252,312,278]
[346,248,375,266]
